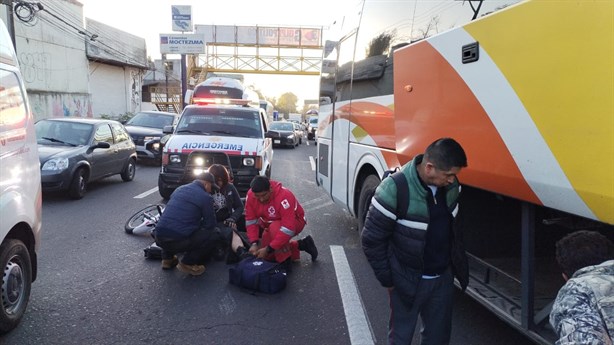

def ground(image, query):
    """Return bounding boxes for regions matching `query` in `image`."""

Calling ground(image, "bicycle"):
[124,204,165,236]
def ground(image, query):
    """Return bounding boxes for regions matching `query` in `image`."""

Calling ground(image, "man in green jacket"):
[362,137,468,345]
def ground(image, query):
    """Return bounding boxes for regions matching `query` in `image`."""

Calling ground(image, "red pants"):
[261,217,306,263]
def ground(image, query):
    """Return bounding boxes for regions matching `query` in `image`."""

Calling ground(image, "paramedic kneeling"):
[245,175,318,265]
[154,173,224,276]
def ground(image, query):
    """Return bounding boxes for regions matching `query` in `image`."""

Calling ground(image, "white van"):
[308,116,318,140]
[0,20,43,334]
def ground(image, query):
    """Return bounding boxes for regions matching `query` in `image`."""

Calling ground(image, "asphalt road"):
[1,140,535,345]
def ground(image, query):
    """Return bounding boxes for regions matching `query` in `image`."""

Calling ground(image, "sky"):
[81,0,350,106]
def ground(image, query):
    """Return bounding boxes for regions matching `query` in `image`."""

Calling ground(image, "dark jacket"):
[212,183,244,223]
[361,155,469,302]
[155,180,216,240]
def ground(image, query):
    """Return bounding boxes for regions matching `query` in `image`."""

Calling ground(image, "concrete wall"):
[2,0,149,120]
[85,18,148,117]
[12,0,91,120]
[89,62,144,117]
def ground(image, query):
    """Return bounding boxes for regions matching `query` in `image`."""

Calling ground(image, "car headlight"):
[144,136,161,142]
[169,154,181,163]
[42,158,69,171]
[193,156,204,166]
[287,134,294,139]
[152,142,160,150]
[243,157,255,166]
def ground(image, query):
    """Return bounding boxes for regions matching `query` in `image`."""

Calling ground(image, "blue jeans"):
[388,268,454,345]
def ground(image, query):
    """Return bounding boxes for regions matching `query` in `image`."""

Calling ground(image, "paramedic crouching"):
[154,173,228,276]
[244,175,318,267]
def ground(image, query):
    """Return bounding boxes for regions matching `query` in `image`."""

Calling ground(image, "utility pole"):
[181,54,186,111]
[2,0,17,48]
[162,54,169,109]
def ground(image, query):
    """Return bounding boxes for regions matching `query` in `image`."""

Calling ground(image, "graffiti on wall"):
[19,52,52,88]
[30,92,93,121]
[131,70,142,112]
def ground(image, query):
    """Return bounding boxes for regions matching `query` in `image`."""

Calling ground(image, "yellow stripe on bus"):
[465,0,614,222]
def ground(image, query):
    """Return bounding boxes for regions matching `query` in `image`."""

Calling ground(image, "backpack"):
[228,255,287,294]
[382,168,409,219]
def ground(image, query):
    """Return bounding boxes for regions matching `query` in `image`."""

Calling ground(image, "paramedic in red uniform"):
[245,175,318,265]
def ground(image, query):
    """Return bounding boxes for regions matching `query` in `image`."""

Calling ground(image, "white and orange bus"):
[315,1,613,343]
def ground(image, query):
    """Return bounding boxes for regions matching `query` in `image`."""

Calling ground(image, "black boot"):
[226,246,246,265]
[236,246,250,259]
[298,235,318,262]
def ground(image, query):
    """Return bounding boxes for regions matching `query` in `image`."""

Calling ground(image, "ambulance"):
[158,77,273,198]
[0,19,42,333]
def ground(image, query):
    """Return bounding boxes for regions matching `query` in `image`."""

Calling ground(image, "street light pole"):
[162,54,169,108]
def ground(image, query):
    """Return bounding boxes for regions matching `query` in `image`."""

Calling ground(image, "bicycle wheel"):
[124,204,164,234]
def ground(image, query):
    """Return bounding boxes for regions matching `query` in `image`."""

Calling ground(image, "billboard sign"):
[171,5,192,32]
[195,25,322,48]
[160,34,205,54]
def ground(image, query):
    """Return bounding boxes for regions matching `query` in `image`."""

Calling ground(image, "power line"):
[12,0,148,67]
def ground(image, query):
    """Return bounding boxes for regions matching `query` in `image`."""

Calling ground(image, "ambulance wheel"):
[0,239,32,334]
[158,176,174,200]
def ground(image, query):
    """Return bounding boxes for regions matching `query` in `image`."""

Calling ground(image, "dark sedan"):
[267,121,299,148]
[35,118,137,199]
[124,111,179,163]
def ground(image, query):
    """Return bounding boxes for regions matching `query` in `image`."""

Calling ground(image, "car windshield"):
[176,107,262,138]
[269,122,294,131]
[310,118,318,125]
[126,112,175,129]
[35,120,94,146]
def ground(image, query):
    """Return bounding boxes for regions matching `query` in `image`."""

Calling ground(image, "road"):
[2,140,535,345]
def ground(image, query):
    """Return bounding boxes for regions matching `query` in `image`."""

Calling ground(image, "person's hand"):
[224,218,237,230]
[249,243,259,255]
[255,247,268,259]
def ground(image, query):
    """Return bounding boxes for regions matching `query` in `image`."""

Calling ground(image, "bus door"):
[317,1,363,206]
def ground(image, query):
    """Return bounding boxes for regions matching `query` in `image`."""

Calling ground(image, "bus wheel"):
[357,174,380,235]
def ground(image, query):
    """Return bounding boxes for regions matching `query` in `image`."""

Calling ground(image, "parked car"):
[123,111,179,163]
[35,118,137,199]
[267,121,299,148]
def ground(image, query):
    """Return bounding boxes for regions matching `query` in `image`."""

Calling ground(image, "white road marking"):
[309,155,316,171]
[331,245,375,345]
[302,195,330,207]
[304,200,334,213]
[134,187,159,199]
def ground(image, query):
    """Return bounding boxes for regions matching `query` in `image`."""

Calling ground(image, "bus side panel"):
[393,39,541,204]
[393,1,614,225]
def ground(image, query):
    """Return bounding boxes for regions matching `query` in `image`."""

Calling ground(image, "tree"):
[247,84,265,100]
[416,16,440,40]
[365,30,396,57]
[276,92,298,116]
[266,96,277,109]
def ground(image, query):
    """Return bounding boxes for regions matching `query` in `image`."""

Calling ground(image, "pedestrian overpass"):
[152,25,324,112]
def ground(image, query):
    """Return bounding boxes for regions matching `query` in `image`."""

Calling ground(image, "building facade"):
[1,0,148,120]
